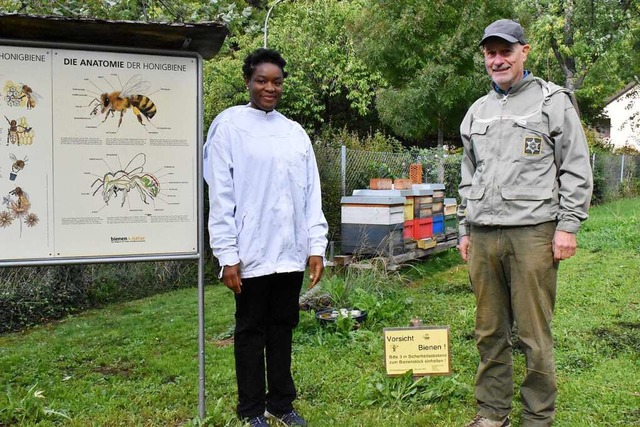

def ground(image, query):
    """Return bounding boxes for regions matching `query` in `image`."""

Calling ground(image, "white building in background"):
[603,81,640,150]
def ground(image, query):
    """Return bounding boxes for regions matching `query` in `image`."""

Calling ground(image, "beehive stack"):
[444,198,458,240]
[413,183,446,241]
[400,187,434,244]
[341,191,406,255]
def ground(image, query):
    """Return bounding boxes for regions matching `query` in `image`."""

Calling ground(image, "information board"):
[0,44,199,261]
[383,326,452,377]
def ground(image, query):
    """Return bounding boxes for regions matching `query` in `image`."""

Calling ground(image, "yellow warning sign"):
[383,326,451,376]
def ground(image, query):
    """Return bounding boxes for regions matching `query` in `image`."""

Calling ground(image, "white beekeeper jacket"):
[203,104,328,278]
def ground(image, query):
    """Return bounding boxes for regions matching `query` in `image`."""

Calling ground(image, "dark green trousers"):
[468,222,558,427]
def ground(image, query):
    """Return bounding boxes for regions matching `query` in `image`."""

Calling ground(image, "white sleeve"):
[205,121,241,266]
[304,135,329,257]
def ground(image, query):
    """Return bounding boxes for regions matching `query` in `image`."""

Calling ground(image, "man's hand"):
[221,263,242,294]
[308,256,324,289]
[457,235,470,262]
[552,230,577,262]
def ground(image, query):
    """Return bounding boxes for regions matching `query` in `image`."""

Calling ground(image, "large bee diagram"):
[87,74,157,129]
[91,153,160,207]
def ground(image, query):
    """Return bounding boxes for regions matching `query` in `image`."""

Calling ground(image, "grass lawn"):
[1,198,639,426]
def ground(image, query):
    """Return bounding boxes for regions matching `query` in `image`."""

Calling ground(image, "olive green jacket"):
[458,74,593,236]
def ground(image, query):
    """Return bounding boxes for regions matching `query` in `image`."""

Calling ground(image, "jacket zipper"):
[492,94,509,221]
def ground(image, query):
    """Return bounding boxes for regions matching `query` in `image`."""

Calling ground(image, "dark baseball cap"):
[479,19,527,45]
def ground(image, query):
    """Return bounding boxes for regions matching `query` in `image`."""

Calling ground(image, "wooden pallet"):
[327,237,457,272]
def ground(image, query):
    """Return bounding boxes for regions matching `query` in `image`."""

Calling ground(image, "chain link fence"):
[318,146,462,197]
[315,144,460,241]
[315,145,639,242]
[591,152,640,203]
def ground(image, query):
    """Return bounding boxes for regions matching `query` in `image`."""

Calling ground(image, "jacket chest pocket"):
[286,146,309,189]
[469,121,493,163]
[512,120,553,164]
[510,120,557,189]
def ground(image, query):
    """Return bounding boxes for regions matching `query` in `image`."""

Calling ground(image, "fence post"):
[620,154,625,183]
[341,145,347,196]
[591,152,596,171]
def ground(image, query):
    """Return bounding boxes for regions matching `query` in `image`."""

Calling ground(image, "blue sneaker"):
[273,410,307,426]
[247,415,270,427]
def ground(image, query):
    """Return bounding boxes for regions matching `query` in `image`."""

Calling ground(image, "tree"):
[204,0,386,134]
[352,0,512,147]
[516,0,640,121]
[0,0,253,25]
[265,0,385,133]
[518,0,637,92]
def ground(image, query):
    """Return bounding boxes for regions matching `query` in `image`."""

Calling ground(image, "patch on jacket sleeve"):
[523,136,542,155]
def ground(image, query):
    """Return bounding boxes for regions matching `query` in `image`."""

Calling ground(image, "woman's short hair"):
[242,48,288,80]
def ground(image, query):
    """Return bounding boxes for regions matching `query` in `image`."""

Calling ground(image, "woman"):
[203,48,328,427]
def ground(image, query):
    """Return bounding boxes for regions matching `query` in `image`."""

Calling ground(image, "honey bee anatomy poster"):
[0,44,199,261]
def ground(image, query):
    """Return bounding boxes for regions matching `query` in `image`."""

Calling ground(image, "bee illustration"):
[5,117,18,145]
[9,154,28,181]
[5,116,31,146]
[19,84,37,109]
[11,155,28,172]
[88,75,157,128]
[91,153,160,207]
[8,186,31,213]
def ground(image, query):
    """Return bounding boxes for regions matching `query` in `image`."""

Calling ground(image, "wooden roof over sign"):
[0,13,228,59]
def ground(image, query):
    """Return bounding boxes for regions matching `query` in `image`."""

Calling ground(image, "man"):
[204,48,328,427]
[457,19,593,427]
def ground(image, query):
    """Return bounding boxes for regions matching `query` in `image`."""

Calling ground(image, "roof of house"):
[0,13,228,59]
[605,81,639,105]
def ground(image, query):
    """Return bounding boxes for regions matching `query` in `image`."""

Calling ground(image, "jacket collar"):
[492,70,532,95]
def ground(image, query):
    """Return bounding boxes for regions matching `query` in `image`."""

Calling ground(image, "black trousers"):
[234,271,304,419]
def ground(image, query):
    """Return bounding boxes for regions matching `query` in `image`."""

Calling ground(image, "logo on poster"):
[110,236,146,243]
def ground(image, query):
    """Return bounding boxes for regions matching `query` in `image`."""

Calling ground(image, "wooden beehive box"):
[341,195,406,255]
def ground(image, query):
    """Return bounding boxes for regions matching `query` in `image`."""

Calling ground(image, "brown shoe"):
[464,414,511,427]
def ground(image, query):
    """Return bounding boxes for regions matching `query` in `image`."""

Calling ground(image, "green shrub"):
[620,177,640,198]
[320,269,411,328]
[0,261,198,334]
[591,155,608,205]
[410,146,462,199]
[364,370,470,408]
[316,125,403,152]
